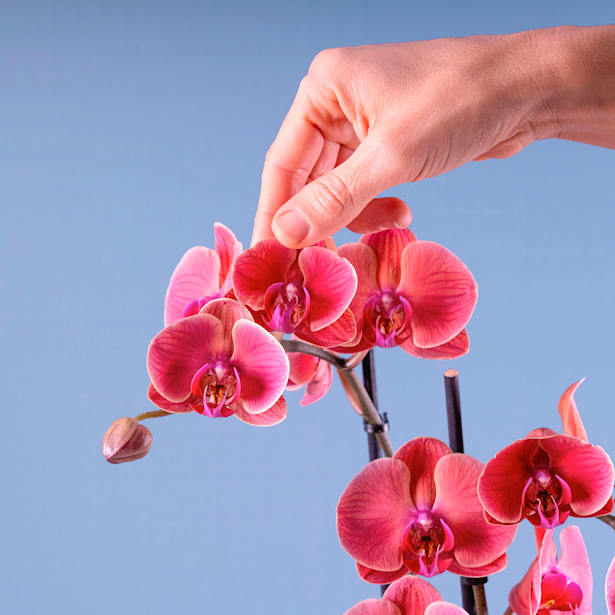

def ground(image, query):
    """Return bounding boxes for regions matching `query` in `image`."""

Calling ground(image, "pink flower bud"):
[102,418,152,464]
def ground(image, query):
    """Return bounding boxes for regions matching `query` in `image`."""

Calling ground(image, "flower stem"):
[133,410,172,422]
[473,584,489,615]
[598,514,615,530]
[503,607,513,615]
[280,339,395,457]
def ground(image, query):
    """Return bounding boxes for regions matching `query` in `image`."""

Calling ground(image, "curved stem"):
[503,607,513,615]
[473,584,488,615]
[133,410,172,422]
[598,514,615,530]
[280,339,395,457]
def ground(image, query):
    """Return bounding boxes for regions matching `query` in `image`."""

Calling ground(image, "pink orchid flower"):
[334,229,476,358]
[147,298,289,426]
[232,238,358,347]
[478,382,614,529]
[509,526,592,615]
[286,343,332,406]
[164,223,242,326]
[606,556,615,614]
[337,437,516,582]
[344,575,468,615]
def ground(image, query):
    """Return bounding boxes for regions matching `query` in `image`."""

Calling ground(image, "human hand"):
[253,26,615,248]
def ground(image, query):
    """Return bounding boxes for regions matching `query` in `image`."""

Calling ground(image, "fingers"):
[271,139,401,248]
[346,197,412,234]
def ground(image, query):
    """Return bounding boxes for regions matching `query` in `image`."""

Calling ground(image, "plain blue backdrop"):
[1,1,614,613]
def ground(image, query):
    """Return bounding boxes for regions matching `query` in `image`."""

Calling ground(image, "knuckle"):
[308,46,346,76]
[310,172,353,219]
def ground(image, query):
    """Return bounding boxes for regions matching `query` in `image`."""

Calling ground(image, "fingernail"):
[273,210,311,245]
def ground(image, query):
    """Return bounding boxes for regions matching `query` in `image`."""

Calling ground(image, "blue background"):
[1,1,614,613]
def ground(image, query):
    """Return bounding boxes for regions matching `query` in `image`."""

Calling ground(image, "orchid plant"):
[102,221,615,614]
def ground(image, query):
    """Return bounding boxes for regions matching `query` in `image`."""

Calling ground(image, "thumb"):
[271,139,400,248]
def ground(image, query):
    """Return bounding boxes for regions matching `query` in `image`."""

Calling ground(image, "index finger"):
[252,88,324,246]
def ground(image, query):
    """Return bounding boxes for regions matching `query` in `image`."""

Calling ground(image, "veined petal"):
[361,229,417,290]
[478,438,541,524]
[397,241,477,348]
[557,526,592,615]
[508,555,541,615]
[301,359,332,406]
[541,435,615,517]
[394,437,452,510]
[232,239,296,310]
[357,562,407,585]
[199,298,253,357]
[425,603,470,615]
[337,458,415,571]
[447,553,508,577]
[164,247,221,326]
[383,576,443,613]
[401,329,469,360]
[147,314,222,402]
[296,308,357,348]
[213,222,243,291]
[234,396,287,427]
[147,382,192,413]
[230,320,289,414]
[298,246,357,330]
[558,379,589,442]
[345,599,400,615]
[434,454,517,567]
[606,556,615,615]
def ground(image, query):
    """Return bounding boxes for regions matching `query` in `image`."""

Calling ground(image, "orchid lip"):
[401,510,453,577]
[365,291,412,348]
[522,468,572,528]
[264,282,310,333]
[189,361,240,418]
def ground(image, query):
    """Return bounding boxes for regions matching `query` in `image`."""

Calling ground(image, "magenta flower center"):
[264,281,310,333]
[401,511,454,577]
[189,360,241,418]
[183,293,223,318]
[364,291,412,348]
[539,570,583,613]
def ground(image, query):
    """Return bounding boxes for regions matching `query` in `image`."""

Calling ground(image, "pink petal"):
[287,351,319,387]
[296,308,357,348]
[558,379,589,442]
[147,382,192,413]
[606,556,615,615]
[213,222,243,292]
[232,239,296,310]
[230,320,289,413]
[300,359,332,406]
[298,246,358,330]
[345,599,400,615]
[199,298,253,357]
[478,438,542,524]
[401,328,469,359]
[147,314,222,402]
[383,575,442,613]
[357,563,407,585]
[425,602,470,615]
[447,552,508,577]
[540,435,614,516]
[164,247,221,326]
[509,554,541,615]
[434,454,517,568]
[234,396,287,427]
[337,458,415,571]
[557,526,592,615]
[361,229,417,290]
[394,437,452,510]
[397,241,477,348]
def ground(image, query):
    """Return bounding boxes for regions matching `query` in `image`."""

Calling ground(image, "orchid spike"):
[478,384,614,529]
[509,526,592,615]
[334,229,476,357]
[147,298,289,425]
[164,223,242,326]
[337,437,516,582]
[232,238,358,347]
[286,340,333,406]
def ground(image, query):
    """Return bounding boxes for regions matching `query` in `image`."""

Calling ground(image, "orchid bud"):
[102,417,152,464]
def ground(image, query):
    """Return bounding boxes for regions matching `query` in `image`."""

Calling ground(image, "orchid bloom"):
[509,526,592,615]
[344,575,468,615]
[286,343,332,406]
[164,223,242,326]
[147,298,289,426]
[334,229,476,358]
[232,238,358,347]
[337,437,516,582]
[606,556,615,615]
[478,382,614,529]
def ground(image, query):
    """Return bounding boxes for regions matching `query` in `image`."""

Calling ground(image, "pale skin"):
[252,25,615,248]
